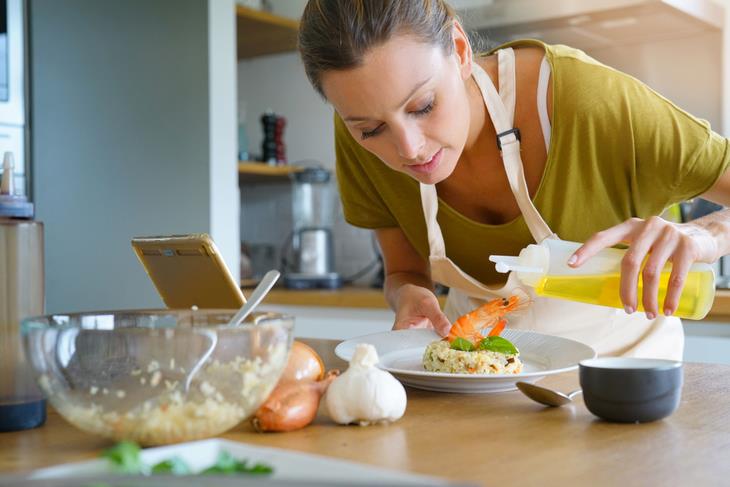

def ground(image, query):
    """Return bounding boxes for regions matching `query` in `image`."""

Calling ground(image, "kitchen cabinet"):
[467,0,724,51]
[236,5,298,59]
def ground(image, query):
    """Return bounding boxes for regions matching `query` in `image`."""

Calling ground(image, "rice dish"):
[422,340,523,374]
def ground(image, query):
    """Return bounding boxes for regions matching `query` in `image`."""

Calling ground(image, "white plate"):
[18,438,454,486]
[335,329,596,393]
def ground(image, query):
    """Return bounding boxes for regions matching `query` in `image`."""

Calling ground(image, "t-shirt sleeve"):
[334,113,399,229]
[616,67,730,210]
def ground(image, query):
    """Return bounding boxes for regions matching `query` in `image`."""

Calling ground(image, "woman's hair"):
[298,0,457,97]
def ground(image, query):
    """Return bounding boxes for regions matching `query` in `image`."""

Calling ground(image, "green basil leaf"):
[202,451,273,475]
[237,461,274,475]
[102,441,145,474]
[450,337,475,351]
[477,336,518,355]
[152,456,192,475]
[102,442,273,477]
[202,451,238,474]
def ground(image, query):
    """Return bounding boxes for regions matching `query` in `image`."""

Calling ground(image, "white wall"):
[586,31,723,132]
[209,0,240,284]
[32,0,239,313]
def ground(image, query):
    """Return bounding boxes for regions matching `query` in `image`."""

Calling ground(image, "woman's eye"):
[413,102,434,116]
[361,124,384,140]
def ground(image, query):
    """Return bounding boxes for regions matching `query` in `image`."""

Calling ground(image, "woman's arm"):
[570,167,730,319]
[376,227,451,336]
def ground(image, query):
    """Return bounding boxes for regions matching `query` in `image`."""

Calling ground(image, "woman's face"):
[321,33,473,185]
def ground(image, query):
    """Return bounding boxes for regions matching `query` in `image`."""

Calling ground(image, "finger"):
[641,227,677,319]
[570,218,641,267]
[428,311,452,337]
[663,249,693,317]
[619,217,665,313]
[392,317,430,331]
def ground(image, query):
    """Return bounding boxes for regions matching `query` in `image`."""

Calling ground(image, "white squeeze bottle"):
[489,240,715,320]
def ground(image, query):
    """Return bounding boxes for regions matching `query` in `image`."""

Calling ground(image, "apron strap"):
[471,50,556,243]
[420,183,447,258]
[498,48,516,125]
[537,55,552,152]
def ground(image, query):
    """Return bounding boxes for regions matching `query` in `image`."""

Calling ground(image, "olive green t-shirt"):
[335,40,730,285]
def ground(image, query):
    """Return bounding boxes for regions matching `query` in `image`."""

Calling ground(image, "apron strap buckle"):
[496,127,521,151]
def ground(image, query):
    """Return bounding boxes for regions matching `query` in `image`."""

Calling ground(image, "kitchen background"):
[3,0,730,362]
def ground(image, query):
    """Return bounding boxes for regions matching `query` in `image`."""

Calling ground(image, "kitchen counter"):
[260,286,730,321]
[2,338,729,486]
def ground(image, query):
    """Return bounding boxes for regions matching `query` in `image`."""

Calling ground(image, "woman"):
[297,0,730,359]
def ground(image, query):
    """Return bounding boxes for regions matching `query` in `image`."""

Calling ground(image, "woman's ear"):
[452,21,473,80]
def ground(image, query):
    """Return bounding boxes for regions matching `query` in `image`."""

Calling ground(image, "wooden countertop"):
[2,339,730,486]
[259,286,730,321]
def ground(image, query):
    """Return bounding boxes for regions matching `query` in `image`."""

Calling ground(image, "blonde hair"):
[298,0,457,97]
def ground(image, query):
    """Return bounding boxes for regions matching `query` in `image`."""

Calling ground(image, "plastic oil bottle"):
[489,239,716,320]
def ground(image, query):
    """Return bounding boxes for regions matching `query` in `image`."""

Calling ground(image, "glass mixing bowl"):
[21,309,294,445]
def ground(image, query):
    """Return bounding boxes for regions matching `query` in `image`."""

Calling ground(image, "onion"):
[279,341,325,382]
[252,370,339,432]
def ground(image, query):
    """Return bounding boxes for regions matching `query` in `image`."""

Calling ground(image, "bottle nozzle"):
[1,151,15,196]
[489,255,543,274]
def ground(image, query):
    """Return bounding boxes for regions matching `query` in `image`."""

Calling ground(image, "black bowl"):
[579,358,683,423]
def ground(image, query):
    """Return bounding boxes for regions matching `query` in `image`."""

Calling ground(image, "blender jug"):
[0,151,46,431]
[489,239,715,320]
[284,167,342,289]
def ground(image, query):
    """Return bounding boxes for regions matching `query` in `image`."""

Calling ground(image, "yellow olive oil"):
[534,270,715,320]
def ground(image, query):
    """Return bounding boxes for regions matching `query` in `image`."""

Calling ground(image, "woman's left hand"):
[568,215,723,318]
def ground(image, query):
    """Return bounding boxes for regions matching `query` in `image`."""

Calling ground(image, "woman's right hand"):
[374,227,451,337]
[392,284,451,337]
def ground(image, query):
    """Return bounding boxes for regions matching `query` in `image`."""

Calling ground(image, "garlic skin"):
[325,343,406,425]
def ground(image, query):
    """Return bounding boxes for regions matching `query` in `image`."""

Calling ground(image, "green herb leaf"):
[102,441,145,474]
[201,451,273,475]
[477,336,518,355]
[151,456,192,475]
[238,461,274,475]
[450,337,475,351]
[101,442,273,477]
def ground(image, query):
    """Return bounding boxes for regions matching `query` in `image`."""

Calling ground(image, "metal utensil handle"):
[228,270,281,327]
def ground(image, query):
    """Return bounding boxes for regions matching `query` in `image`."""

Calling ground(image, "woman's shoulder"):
[488,39,602,66]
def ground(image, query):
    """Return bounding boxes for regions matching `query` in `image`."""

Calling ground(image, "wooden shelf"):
[236,5,299,60]
[238,161,303,183]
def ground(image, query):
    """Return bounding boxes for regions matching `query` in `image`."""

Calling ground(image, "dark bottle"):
[260,112,287,165]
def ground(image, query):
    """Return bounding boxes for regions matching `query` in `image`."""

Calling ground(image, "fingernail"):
[567,254,577,266]
[646,312,656,320]
[624,305,634,314]
[664,308,673,317]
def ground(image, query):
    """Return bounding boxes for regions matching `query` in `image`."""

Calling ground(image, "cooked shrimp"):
[446,295,523,345]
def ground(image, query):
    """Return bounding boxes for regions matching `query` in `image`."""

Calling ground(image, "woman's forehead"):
[321,37,447,119]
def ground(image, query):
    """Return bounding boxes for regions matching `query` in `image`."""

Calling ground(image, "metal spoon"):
[226,270,281,327]
[516,381,582,407]
[181,271,280,393]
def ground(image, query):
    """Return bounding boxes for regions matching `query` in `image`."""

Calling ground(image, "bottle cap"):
[0,151,34,219]
[489,255,543,274]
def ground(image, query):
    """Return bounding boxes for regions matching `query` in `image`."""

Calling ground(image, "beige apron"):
[420,48,683,360]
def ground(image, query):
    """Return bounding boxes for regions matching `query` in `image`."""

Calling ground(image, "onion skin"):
[279,341,325,382]
[252,371,338,433]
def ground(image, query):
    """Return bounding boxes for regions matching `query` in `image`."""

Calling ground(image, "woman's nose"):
[393,125,424,160]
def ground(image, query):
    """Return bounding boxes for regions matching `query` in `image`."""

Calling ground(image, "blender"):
[283,167,342,289]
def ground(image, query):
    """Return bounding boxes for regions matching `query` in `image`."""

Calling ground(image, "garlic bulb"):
[325,343,406,425]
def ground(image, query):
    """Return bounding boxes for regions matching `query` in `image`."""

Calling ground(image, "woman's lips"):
[407,148,443,175]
